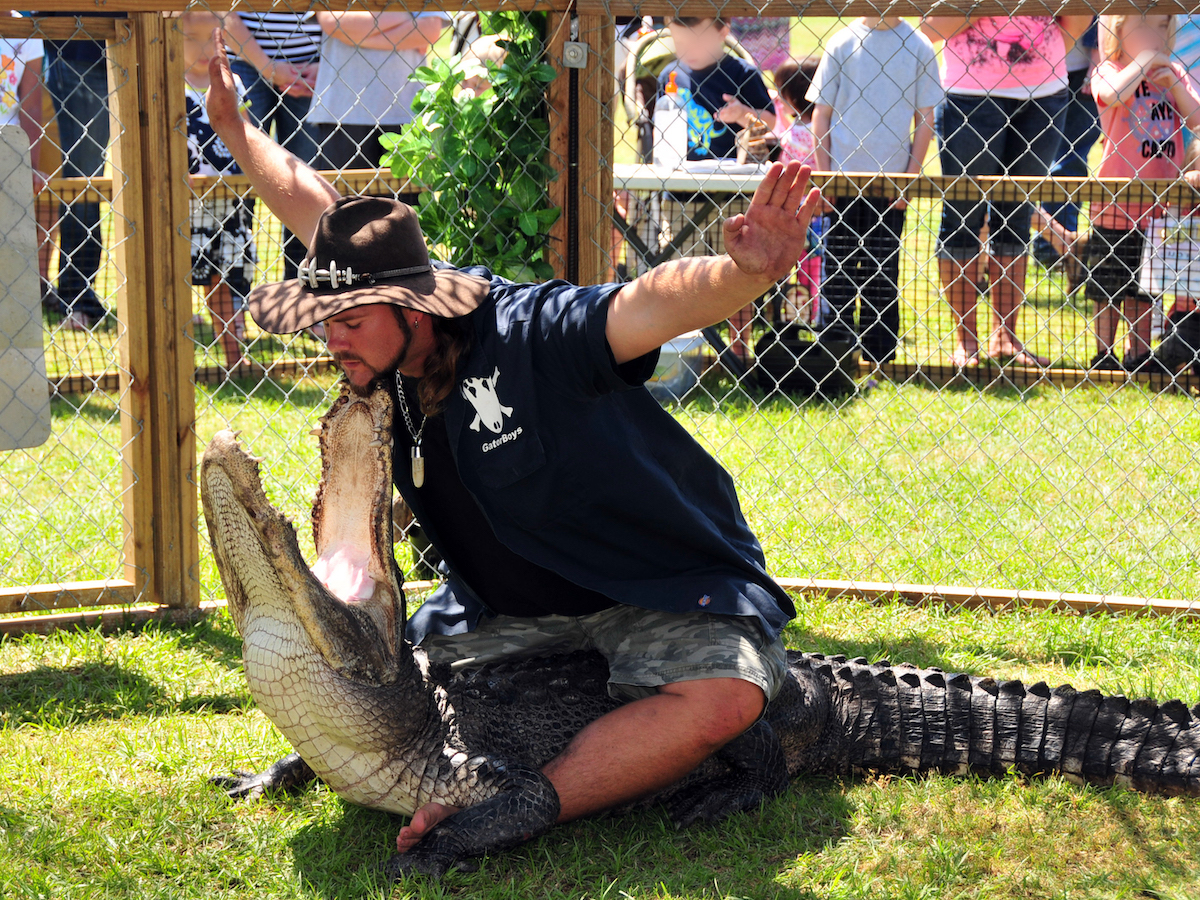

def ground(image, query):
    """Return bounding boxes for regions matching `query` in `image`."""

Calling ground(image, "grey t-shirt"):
[806,20,942,174]
[307,13,447,127]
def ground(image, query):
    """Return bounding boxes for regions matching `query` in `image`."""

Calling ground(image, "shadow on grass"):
[49,392,123,425]
[0,660,251,728]
[286,779,854,899]
[158,614,246,672]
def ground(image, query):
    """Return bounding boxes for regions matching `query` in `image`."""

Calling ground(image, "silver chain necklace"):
[395,371,427,488]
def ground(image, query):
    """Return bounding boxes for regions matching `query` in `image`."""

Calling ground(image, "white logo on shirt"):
[461,367,514,434]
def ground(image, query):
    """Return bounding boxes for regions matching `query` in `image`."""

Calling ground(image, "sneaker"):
[1123,351,1174,377]
[1089,351,1122,371]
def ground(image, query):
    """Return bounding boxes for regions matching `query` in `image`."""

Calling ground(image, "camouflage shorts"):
[418,605,788,704]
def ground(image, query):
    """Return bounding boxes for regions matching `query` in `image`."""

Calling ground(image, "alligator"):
[200,383,1200,879]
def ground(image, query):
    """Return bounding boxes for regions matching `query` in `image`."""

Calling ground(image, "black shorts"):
[1085,225,1153,306]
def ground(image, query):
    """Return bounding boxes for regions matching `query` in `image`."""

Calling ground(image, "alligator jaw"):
[200,384,407,685]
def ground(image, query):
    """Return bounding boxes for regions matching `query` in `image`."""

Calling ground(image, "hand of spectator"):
[207,30,247,136]
[1146,62,1183,93]
[890,196,909,212]
[32,169,47,195]
[297,62,320,93]
[265,59,314,98]
[1132,50,1173,79]
[724,161,821,283]
[717,95,755,127]
[1185,169,1200,191]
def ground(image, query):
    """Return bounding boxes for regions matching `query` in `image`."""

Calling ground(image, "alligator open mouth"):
[200,384,407,684]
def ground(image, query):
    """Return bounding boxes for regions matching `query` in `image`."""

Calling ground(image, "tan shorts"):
[418,605,788,704]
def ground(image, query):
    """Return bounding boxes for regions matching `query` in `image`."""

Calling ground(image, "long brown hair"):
[406,311,472,416]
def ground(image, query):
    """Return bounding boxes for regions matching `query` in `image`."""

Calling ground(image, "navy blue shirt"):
[401,267,795,644]
[394,374,616,619]
[658,56,773,160]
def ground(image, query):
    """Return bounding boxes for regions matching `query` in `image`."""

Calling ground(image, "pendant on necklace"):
[410,444,425,488]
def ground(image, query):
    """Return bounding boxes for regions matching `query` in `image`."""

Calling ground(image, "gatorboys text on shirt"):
[657,56,773,160]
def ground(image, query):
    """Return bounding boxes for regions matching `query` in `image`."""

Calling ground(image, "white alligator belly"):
[241,623,424,816]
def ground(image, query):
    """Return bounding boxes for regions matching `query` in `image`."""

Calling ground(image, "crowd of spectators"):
[5,8,1200,379]
[644,12,1200,377]
[2,7,447,368]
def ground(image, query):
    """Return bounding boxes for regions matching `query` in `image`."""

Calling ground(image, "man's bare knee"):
[661,677,766,750]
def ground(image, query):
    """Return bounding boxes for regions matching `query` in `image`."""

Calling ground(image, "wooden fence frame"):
[0,0,1196,634]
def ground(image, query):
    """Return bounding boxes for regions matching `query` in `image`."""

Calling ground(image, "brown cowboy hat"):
[247,196,491,334]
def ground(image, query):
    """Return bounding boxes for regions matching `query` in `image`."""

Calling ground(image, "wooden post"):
[108,18,153,598]
[545,9,571,281]
[108,14,198,609]
[158,16,199,607]
[575,13,614,286]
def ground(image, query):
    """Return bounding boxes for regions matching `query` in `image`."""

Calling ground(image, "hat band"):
[297,259,433,290]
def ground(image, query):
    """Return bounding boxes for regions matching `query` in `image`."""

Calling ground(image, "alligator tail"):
[795,652,1200,796]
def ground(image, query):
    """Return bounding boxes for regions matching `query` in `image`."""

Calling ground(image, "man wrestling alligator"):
[202,31,819,861]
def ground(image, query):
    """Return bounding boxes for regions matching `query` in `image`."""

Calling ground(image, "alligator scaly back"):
[770,654,1200,795]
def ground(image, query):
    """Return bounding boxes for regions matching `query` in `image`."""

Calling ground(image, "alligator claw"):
[666,777,774,828]
[210,752,318,801]
[210,770,271,800]
[383,848,461,880]
[667,719,789,828]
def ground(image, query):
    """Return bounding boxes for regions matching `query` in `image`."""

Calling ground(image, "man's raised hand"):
[723,161,822,284]
[206,29,244,136]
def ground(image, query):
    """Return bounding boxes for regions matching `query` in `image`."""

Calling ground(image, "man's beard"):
[335,311,414,397]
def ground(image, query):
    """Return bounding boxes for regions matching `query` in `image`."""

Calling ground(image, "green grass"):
[5,375,1197,603]
[3,597,1200,898]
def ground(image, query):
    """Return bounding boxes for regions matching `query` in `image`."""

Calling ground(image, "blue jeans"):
[45,42,110,319]
[936,90,1070,260]
[1034,67,1101,259]
[230,59,318,279]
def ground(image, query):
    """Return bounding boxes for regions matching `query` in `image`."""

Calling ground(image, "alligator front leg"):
[384,757,560,880]
[211,752,319,800]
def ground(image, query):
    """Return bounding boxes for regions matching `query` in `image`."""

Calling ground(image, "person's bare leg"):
[728,304,754,363]
[396,677,764,853]
[988,253,1048,366]
[37,197,57,288]
[1093,302,1119,357]
[939,256,979,366]
[1125,297,1152,360]
[206,281,241,367]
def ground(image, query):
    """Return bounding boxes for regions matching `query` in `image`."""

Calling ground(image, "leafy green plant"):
[382,12,560,281]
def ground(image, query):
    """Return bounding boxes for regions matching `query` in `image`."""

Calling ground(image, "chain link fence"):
[0,15,141,622]
[1,2,1198,632]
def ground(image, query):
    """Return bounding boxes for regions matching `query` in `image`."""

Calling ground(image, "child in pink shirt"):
[770,58,824,327]
[1085,13,1200,371]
